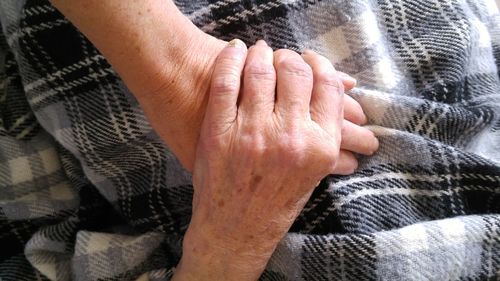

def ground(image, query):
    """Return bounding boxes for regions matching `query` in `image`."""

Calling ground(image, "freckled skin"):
[48,1,379,279]
[217,200,224,207]
[176,43,352,281]
[249,175,262,192]
[252,175,263,185]
[49,0,378,175]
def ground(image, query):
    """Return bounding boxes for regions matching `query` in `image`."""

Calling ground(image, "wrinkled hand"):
[134,33,377,173]
[49,0,375,173]
[173,40,372,281]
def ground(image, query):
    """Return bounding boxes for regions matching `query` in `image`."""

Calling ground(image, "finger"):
[299,50,363,125]
[274,49,313,119]
[344,94,367,125]
[332,150,358,175]
[338,71,357,91]
[341,120,379,155]
[206,39,247,134]
[301,50,343,138]
[240,40,276,118]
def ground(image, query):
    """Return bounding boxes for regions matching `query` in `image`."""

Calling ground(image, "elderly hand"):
[172,40,371,281]
[136,34,377,173]
[49,0,376,173]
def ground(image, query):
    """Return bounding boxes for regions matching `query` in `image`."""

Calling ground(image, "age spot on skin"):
[218,200,225,207]
[250,175,263,192]
[253,175,263,184]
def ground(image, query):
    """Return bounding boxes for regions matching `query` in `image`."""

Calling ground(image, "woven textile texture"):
[1,0,500,280]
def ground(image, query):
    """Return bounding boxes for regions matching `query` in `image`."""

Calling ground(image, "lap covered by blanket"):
[1,0,500,280]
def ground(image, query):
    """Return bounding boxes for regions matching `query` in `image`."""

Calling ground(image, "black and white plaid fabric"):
[1,0,500,280]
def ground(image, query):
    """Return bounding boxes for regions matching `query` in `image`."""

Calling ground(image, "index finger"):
[206,39,248,135]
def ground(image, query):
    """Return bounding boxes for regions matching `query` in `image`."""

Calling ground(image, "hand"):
[136,34,377,172]
[50,0,376,172]
[173,40,349,281]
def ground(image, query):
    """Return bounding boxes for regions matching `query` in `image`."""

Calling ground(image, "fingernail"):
[360,113,368,125]
[227,39,246,49]
[256,39,268,46]
[339,72,357,86]
[370,134,379,155]
[302,49,316,55]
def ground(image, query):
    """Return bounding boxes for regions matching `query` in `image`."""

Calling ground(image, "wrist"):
[173,247,264,281]
[142,30,225,169]
[172,224,272,281]
[145,29,226,100]
[172,253,228,281]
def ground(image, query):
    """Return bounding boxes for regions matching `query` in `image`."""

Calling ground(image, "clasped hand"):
[173,40,379,281]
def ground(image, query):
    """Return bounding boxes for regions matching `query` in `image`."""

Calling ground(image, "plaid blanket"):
[1,0,500,280]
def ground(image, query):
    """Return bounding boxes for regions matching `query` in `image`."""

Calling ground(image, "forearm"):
[172,229,278,281]
[172,251,257,281]
[172,256,264,281]
[49,0,226,169]
[172,212,275,281]
[49,0,206,96]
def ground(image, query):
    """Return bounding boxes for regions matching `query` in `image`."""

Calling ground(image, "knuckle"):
[239,133,266,155]
[277,134,307,162]
[279,59,313,80]
[212,72,240,93]
[245,63,276,82]
[288,138,307,153]
[316,70,343,89]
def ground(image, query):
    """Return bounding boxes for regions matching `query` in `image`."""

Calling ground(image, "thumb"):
[205,39,247,135]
